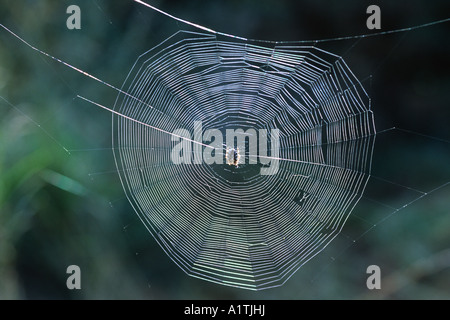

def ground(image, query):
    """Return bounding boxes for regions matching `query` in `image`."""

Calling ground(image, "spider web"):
[111,29,375,289]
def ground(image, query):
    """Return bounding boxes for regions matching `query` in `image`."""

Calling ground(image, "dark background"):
[0,0,449,299]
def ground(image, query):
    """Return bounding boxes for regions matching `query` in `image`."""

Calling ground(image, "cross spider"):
[225,147,240,167]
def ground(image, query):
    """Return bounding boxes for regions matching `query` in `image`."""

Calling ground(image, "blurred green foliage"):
[0,0,449,299]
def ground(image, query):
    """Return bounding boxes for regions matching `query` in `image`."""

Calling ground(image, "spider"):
[225,147,240,167]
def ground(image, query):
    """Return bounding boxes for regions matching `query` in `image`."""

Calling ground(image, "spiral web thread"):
[113,30,376,290]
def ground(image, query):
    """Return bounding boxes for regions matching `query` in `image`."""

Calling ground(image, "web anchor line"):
[310,179,450,284]
[0,95,71,154]
[0,23,208,148]
[134,0,450,44]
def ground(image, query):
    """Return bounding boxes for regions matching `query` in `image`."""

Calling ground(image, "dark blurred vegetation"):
[0,0,449,299]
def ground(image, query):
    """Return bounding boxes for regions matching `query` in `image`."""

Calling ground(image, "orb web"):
[112,30,376,290]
